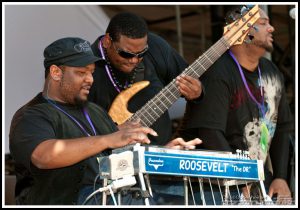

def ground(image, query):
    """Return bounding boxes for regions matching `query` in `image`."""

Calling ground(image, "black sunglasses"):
[111,40,149,59]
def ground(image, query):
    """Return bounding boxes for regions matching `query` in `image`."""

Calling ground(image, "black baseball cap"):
[43,37,102,68]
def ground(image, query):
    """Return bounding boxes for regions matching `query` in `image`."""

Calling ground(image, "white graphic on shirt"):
[243,75,282,162]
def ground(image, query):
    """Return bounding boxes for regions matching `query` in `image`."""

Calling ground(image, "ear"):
[49,65,63,81]
[102,33,111,48]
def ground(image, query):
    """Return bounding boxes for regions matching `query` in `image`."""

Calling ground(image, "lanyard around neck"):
[46,98,97,137]
[98,37,122,93]
[229,50,266,117]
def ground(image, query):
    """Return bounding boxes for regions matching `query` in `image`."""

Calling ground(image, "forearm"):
[197,128,232,151]
[31,136,109,169]
[31,126,156,169]
[269,132,291,180]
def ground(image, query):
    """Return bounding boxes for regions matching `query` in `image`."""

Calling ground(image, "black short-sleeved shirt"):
[177,51,294,179]
[89,32,188,146]
[9,93,118,204]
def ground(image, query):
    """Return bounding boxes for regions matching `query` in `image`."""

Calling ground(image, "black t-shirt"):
[9,93,118,204]
[89,32,188,146]
[177,51,294,179]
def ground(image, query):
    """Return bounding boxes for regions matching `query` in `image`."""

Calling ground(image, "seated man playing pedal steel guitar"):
[9,37,202,205]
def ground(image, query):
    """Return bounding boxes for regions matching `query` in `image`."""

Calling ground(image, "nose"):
[128,56,142,64]
[85,72,94,84]
[267,24,275,33]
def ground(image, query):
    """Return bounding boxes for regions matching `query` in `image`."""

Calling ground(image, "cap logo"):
[74,41,92,53]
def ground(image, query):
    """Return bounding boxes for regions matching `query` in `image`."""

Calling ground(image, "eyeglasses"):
[111,40,148,59]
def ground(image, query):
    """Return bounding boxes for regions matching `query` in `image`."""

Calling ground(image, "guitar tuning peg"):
[229,14,236,21]
[240,6,248,16]
[245,5,254,10]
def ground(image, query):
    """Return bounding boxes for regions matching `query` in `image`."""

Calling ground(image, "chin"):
[122,64,137,73]
[265,45,274,53]
[121,67,134,74]
[74,96,88,107]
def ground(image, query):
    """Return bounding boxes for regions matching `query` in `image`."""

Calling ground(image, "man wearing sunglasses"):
[88,12,203,204]
[89,12,202,146]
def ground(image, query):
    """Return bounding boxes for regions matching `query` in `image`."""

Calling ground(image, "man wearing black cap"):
[9,37,201,205]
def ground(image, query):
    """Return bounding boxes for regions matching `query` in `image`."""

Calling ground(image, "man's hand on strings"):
[176,75,202,100]
[165,137,202,150]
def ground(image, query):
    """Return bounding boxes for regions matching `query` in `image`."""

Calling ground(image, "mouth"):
[125,62,137,68]
[268,35,273,42]
[121,64,137,73]
[81,86,91,95]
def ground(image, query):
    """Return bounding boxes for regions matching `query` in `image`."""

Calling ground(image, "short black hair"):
[106,12,148,42]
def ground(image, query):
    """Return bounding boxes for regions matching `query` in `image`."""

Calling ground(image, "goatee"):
[252,40,274,52]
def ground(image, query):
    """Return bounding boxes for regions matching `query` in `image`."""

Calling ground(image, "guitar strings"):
[131,37,230,127]
[132,10,258,126]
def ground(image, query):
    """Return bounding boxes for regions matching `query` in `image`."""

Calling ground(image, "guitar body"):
[108,81,150,124]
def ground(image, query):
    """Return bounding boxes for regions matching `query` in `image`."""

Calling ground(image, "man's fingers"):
[176,75,201,100]
[165,137,202,150]
[268,188,274,198]
[130,132,150,144]
[186,138,202,146]
[140,127,158,137]
[126,126,158,144]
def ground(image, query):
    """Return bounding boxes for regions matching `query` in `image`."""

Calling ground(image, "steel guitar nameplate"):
[110,144,265,181]
[143,151,263,181]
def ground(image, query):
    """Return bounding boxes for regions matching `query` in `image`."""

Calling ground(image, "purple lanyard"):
[47,99,97,137]
[98,38,122,93]
[229,50,266,117]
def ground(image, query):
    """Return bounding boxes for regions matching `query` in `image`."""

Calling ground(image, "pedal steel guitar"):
[99,144,270,205]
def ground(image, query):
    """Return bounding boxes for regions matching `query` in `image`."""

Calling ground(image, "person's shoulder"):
[148,32,164,42]
[259,56,283,77]
[90,35,107,67]
[147,32,171,49]
[260,56,278,69]
[10,93,49,135]
[260,56,273,65]
[12,93,46,117]
[90,35,102,48]
[206,52,236,76]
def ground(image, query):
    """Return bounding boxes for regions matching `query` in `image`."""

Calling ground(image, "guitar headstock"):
[223,5,260,46]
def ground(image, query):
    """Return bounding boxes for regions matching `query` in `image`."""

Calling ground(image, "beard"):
[251,39,274,53]
[60,78,88,108]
